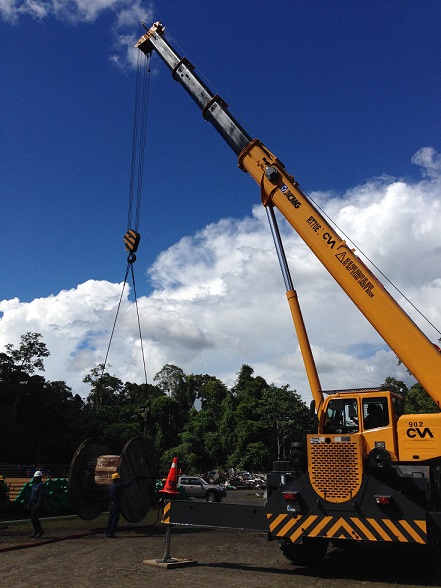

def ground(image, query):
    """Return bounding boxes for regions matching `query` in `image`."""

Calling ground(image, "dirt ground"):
[0,490,439,588]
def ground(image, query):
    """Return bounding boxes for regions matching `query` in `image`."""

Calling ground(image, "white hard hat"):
[34,470,43,478]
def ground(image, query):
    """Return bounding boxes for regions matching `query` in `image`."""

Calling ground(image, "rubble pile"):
[204,470,267,490]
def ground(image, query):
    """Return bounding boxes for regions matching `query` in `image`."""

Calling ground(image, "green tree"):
[154,364,196,414]
[4,332,49,375]
[218,392,238,465]
[176,406,226,472]
[404,382,439,414]
[232,364,255,392]
[82,365,141,452]
[0,343,85,462]
[150,394,182,457]
[124,381,163,438]
[0,332,50,418]
[22,379,86,463]
[198,379,229,417]
[232,364,268,401]
[0,333,53,460]
[164,425,204,474]
[226,365,270,469]
[259,384,309,459]
[380,376,408,398]
[242,442,272,471]
[83,364,124,411]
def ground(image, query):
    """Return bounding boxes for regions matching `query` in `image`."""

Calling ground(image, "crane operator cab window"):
[324,398,359,433]
[363,398,389,430]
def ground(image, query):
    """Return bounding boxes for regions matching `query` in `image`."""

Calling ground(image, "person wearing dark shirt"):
[364,404,384,429]
[106,472,135,538]
[28,470,45,538]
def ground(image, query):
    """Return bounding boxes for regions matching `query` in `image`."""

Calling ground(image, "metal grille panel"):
[307,435,363,502]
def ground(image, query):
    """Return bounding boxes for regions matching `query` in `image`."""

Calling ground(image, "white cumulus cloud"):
[0,0,153,67]
[1,149,441,402]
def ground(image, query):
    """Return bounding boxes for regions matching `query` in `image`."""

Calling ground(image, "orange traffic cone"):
[159,457,180,496]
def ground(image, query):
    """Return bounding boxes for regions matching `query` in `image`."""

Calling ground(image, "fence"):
[0,463,70,503]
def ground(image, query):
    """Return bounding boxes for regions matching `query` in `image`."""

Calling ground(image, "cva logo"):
[323,232,336,249]
[406,427,434,439]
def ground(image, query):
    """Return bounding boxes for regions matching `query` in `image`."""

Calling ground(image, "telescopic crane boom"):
[135,22,441,574]
[136,22,441,412]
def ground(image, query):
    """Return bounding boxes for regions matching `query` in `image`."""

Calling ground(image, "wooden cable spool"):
[68,436,157,522]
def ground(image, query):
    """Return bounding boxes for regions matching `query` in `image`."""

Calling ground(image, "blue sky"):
[1,0,441,400]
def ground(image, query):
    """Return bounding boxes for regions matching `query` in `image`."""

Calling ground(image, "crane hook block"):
[124,229,141,253]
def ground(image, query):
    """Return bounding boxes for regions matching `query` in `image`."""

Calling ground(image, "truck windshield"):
[324,398,359,433]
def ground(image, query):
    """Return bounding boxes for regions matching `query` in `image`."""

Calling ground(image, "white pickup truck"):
[178,475,227,502]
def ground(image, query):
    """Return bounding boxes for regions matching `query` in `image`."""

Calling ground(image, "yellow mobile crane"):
[136,22,441,569]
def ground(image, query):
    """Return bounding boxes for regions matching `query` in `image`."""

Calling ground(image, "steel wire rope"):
[134,50,150,233]
[164,24,439,340]
[101,52,151,382]
[127,51,142,232]
[101,262,131,378]
[130,263,148,384]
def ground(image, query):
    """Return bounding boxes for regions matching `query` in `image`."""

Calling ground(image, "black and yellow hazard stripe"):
[266,512,427,544]
[124,229,140,252]
[162,500,171,524]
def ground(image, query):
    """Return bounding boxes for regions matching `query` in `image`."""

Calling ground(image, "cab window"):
[324,398,359,433]
[392,395,404,418]
[363,398,389,429]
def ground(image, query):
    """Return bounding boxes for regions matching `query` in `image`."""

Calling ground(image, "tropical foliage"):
[0,332,434,475]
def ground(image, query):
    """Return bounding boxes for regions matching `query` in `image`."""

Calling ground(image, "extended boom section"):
[136,22,251,155]
[137,21,441,407]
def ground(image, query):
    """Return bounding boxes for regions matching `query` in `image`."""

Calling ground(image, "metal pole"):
[160,525,172,562]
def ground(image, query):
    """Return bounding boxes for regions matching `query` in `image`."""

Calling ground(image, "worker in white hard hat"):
[28,470,45,538]
[106,472,136,538]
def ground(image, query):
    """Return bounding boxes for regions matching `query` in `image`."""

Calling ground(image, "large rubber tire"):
[278,537,329,567]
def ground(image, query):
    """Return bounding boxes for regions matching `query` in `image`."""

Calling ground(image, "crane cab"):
[319,389,404,465]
